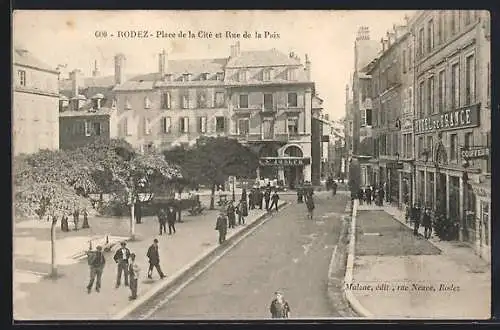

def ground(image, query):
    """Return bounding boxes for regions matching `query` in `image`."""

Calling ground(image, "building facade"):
[13,48,60,155]
[411,10,491,260]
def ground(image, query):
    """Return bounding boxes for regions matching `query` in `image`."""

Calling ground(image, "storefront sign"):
[259,157,311,166]
[414,103,480,135]
[321,135,330,142]
[402,119,413,130]
[386,162,404,170]
[461,147,490,160]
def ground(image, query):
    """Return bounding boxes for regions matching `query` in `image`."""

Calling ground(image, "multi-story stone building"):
[13,47,59,155]
[366,23,409,206]
[67,42,320,186]
[410,10,491,260]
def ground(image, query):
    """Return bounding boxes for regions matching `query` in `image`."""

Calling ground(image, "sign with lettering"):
[414,103,480,135]
[461,147,490,160]
[259,157,311,166]
[402,119,413,130]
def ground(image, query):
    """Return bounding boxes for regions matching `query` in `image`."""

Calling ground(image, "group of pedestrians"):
[86,239,166,301]
[248,186,281,212]
[157,206,177,236]
[357,185,386,206]
[408,202,433,239]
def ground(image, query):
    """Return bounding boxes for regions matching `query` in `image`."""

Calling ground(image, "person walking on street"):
[158,208,167,235]
[248,189,255,210]
[215,210,228,244]
[73,209,80,231]
[167,206,177,235]
[264,188,271,211]
[86,245,105,294]
[332,180,337,196]
[358,188,364,205]
[297,185,304,203]
[237,198,248,225]
[365,187,372,205]
[305,195,315,220]
[270,190,279,212]
[147,239,166,280]
[257,188,264,210]
[128,253,140,300]
[378,185,385,206]
[412,203,421,236]
[269,290,291,319]
[113,241,131,288]
[134,201,142,224]
[226,201,236,229]
[422,207,432,239]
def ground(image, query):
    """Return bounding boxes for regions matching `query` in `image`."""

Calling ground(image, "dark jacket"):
[306,197,315,210]
[167,209,176,224]
[271,193,279,202]
[113,247,131,263]
[270,299,291,318]
[147,244,160,264]
[89,251,106,269]
[215,214,228,232]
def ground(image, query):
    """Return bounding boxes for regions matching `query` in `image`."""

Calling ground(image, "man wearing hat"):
[113,241,131,288]
[215,210,228,244]
[269,290,291,319]
[128,253,140,300]
[147,239,166,279]
[87,245,106,294]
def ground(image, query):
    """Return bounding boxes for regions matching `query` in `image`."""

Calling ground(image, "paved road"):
[148,192,350,320]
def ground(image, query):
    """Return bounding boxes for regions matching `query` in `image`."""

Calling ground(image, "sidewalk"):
[13,204,284,320]
[347,204,490,319]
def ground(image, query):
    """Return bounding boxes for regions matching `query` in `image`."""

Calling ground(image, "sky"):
[13,10,415,121]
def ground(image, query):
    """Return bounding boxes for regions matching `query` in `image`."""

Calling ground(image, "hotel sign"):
[414,104,480,135]
[461,147,490,160]
[259,157,311,166]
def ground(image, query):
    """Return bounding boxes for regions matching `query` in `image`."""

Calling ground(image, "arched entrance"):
[259,143,279,179]
[284,145,304,189]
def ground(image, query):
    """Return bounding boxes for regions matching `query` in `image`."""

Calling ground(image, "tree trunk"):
[210,183,216,210]
[50,216,57,278]
[130,203,136,240]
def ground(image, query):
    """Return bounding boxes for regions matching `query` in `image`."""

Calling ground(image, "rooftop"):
[13,48,58,73]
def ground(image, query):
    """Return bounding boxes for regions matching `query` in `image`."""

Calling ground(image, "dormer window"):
[216,72,224,81]
[144,96,151,109]
[164,74,172,82]
[125,97,132,110]
[287,68,297,81]
[238,70,248,82]
[200,73,208,81]
[182,73,191,82]
[263,69,272,81]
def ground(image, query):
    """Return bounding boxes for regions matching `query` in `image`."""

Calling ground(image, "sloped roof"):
[167,58,227,74]
[59,107,115,117]
[113,80,155,91]
[13,48,58,73]
[226,49,301,68]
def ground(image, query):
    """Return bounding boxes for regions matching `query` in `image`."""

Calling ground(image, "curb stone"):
[112,200,288,320]
[342,199,374,318]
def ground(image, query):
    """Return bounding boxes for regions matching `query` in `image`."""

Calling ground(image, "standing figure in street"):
[113,241,131,288]
[167,206,177,235]
[134,201,142,224]
[269,290,291,319]
[264,188,271,211]
[147,239,166,280]
[248,189,255,210]
[215,210,228,244]
[226,201,236,229]
[61,214,69,232]
[332,180,337,196]
[297,186,304,203]
[378,185,385,206]
[257,188,264,209]
[270,190,280,212]
[86,245,105,294]
[358,188,364,205]
[422,207,432,239]
[237,198,248,225]
[73,209,80,231]
[305,195,315,220]
[412,203,421,236]
[158,208,167,235]
[365,186,372,205]
[82,208,90,229]
[128,253,140,300]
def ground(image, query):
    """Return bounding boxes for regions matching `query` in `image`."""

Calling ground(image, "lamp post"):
[462,158,470,241]
[232,177,236,201]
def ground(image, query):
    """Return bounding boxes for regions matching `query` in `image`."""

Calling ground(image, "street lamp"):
[232,177,236,201]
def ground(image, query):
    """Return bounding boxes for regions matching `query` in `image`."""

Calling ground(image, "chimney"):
[158,49,167,77]
[69,69,81,98]
[305,54,311,80]
[381,38,389,52]
[356,26,370,41]
[114,53,126,85]
[235,41,241,57]
[92,60,100,77]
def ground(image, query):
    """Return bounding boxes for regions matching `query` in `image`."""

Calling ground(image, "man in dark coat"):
[378,186,385,206]
[264,188,271,211]
[167,206,177,235]
[128,253,140,300]
[134,202,142,224]
[270,190,280,212]
[332,181,338,196]
[269,290,291,319]
[412,203,421,236]
[158,208,167,235]
[87,245,106,294]
[248,189,255,210]
[73,209,80,231]
[422,207,432,239]
[215,211,228,244]
[226,201,236,229]
[257,188,264,209]
[147,239,165,279]
[365,187,372,205]
[113,241,131,288]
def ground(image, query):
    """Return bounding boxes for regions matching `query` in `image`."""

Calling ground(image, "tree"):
[13,150,95,278]
[165,137,259,209]
[81,139,183,239]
